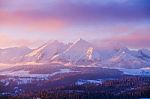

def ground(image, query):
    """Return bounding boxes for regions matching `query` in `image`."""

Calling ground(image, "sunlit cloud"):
[0,0,150,48]
[100,27,150,48]
[0,34,44,48]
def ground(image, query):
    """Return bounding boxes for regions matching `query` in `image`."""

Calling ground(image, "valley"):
[0,64,150,98]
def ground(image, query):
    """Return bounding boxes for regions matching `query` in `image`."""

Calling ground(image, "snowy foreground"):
[119,68,150,76]
[0,69,78,78]
[0,69,79,85]
[1,67,150,78]
[75,67,150,85]
[0,66,150,98]
[76,79,103,85]
[0,67,150,86]
[102,66,150,76]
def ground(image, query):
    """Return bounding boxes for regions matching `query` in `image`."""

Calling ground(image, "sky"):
[0,0,150,49]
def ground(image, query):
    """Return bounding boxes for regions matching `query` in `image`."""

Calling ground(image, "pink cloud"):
[102,27,150,48]
[0,10,67,33]
[0,34,43,48]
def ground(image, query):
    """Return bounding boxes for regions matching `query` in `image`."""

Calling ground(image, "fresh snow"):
[0,77,47,85]
[0,70,49,78]
[139,49,150,57]
[0,69,79,85]
[0,69,78,78]
[119,68,150,76]
[49,69,79,76]
[76,78,117,85]
[52,39,92,61]
[76,79,103,85]
[23,40,68,63]
[51,39,102,65]
[102,67,150,76]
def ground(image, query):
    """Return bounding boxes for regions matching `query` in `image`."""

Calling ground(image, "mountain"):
[138,49,150,59]
[51,39,101,65]
[20,39,150,67]
[0,39,150,68]
[0,47,31,64]
[21,40,68,63]
[107,48,150,68]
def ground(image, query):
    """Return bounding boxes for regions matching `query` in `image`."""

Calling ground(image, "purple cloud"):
[1,0,150,24]
[0,0,150,48]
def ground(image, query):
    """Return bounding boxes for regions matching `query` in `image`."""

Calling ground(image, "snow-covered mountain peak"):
[73,38,90,46]
[139,49,150,57]
[51,39,92,62]
[26,40,64,57]
[45,40,60,45]
[66,39,92,52]
[21,40,69,63]
[0,39,150,68]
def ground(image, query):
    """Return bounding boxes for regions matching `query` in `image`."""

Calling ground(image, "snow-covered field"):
[76,79,103,85]
[1,65,150,87]
[0,69,78,78]
[103,67,150,76]
[0,69,79,85]
[119,68,150,76]
[0,77,47,85]
[76,78,117,85]
[0,70,50,78]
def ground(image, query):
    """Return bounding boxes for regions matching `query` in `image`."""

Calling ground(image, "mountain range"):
[0,39,150,68]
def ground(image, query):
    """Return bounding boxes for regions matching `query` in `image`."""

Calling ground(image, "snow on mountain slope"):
[107,48,150,68]
[93,43,130,61]
[62,38,92,61]
[86,47,101,60]
[138,49,150,59]
[50,39,150,67]
[0,47,31,64]
[128,49,150,60]
[118,68,150,76]
[51,39,102,65]
[0,39,149,68]
[22,40,68,63]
